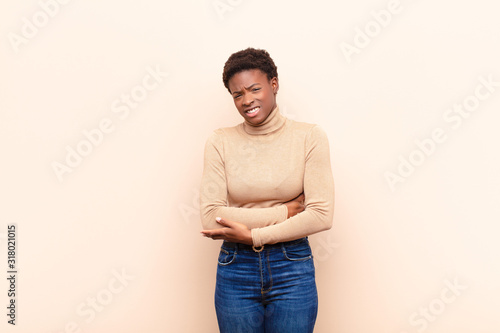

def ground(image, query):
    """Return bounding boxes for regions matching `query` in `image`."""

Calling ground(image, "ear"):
[270,77,279,94]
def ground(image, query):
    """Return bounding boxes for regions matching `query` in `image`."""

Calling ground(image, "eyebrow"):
[231,83,261,95]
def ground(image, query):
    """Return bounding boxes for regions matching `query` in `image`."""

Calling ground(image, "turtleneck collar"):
[241,104,286,135]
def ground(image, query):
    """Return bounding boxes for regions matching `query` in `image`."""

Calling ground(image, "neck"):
[242,104,286,135]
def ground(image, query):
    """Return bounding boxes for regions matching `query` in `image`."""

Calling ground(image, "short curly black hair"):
[222,47,278,94]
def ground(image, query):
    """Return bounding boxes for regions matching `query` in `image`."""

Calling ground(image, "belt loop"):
[252,245,264,253]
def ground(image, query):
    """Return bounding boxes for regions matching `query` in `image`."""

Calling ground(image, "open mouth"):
[245,106,260,117]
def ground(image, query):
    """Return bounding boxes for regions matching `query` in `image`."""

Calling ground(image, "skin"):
[201,69,305,245]
[229,68,279,126]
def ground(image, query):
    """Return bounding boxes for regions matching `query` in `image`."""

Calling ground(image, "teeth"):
[246,107,259,114]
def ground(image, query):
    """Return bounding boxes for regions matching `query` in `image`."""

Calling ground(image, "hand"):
[201,217,253,245]
[284,192,305,218]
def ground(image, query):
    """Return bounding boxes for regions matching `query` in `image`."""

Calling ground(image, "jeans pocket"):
[282,239,313,261]
[217,246,237,266]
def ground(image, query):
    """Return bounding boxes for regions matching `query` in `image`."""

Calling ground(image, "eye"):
[252,88,261,92]
[233,94,241,99]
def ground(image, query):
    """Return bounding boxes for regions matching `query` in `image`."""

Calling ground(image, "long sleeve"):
[199,130,289,230]
[251,125,335,246]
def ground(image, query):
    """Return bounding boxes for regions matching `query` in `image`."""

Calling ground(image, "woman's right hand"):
[284,193,305,218]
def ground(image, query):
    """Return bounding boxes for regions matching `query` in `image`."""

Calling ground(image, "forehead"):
[228,69,268,91]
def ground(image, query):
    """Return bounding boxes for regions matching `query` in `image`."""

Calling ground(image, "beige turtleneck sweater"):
[199,104,334,247]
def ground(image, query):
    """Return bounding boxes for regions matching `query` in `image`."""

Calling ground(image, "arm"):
[251,125,335,247]
[199,130,289,230]
[201,195,306,244]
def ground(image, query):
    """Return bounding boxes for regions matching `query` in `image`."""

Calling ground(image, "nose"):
[242,94,254,106]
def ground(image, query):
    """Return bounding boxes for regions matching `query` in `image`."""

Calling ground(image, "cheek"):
[262,88,273,99]
[234,99,244,111]
[253,91,265,101]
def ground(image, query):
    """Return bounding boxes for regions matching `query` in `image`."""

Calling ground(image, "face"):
[227,69,279,125]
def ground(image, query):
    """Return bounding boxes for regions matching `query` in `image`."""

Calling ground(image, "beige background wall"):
[1,0,499,332]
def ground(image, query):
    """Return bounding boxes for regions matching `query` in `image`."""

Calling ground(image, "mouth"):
[244,106,260,117]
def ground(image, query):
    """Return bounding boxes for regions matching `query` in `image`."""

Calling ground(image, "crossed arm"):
[200,193,306,245]
[198,129,311,245]
[199,125,334,246]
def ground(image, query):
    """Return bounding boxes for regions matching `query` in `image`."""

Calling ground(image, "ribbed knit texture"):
[200,104,335,246]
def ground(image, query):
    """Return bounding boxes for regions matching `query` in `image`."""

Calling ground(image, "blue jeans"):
[214,237,318,333]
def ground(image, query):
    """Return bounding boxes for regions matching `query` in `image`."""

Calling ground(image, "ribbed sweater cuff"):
[251,229,262,247]
[279,204,288,222]
[251,205,287,247]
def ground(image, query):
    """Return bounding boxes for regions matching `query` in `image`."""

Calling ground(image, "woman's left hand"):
[201,217,253,245]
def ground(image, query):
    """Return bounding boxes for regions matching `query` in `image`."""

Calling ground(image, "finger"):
[202,233,220,240]
[200,230,216,238]
[202,231,226,241]
[216,217,231,227]
[200,231,213,238]
[201,228,227,237]
[211,235,225,240]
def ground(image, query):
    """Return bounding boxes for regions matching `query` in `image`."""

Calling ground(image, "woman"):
[200,47,335,333]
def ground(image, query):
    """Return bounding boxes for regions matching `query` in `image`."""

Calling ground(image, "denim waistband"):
[222,237,308,252]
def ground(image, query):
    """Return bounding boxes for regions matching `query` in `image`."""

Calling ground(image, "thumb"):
[215,216,227,226]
